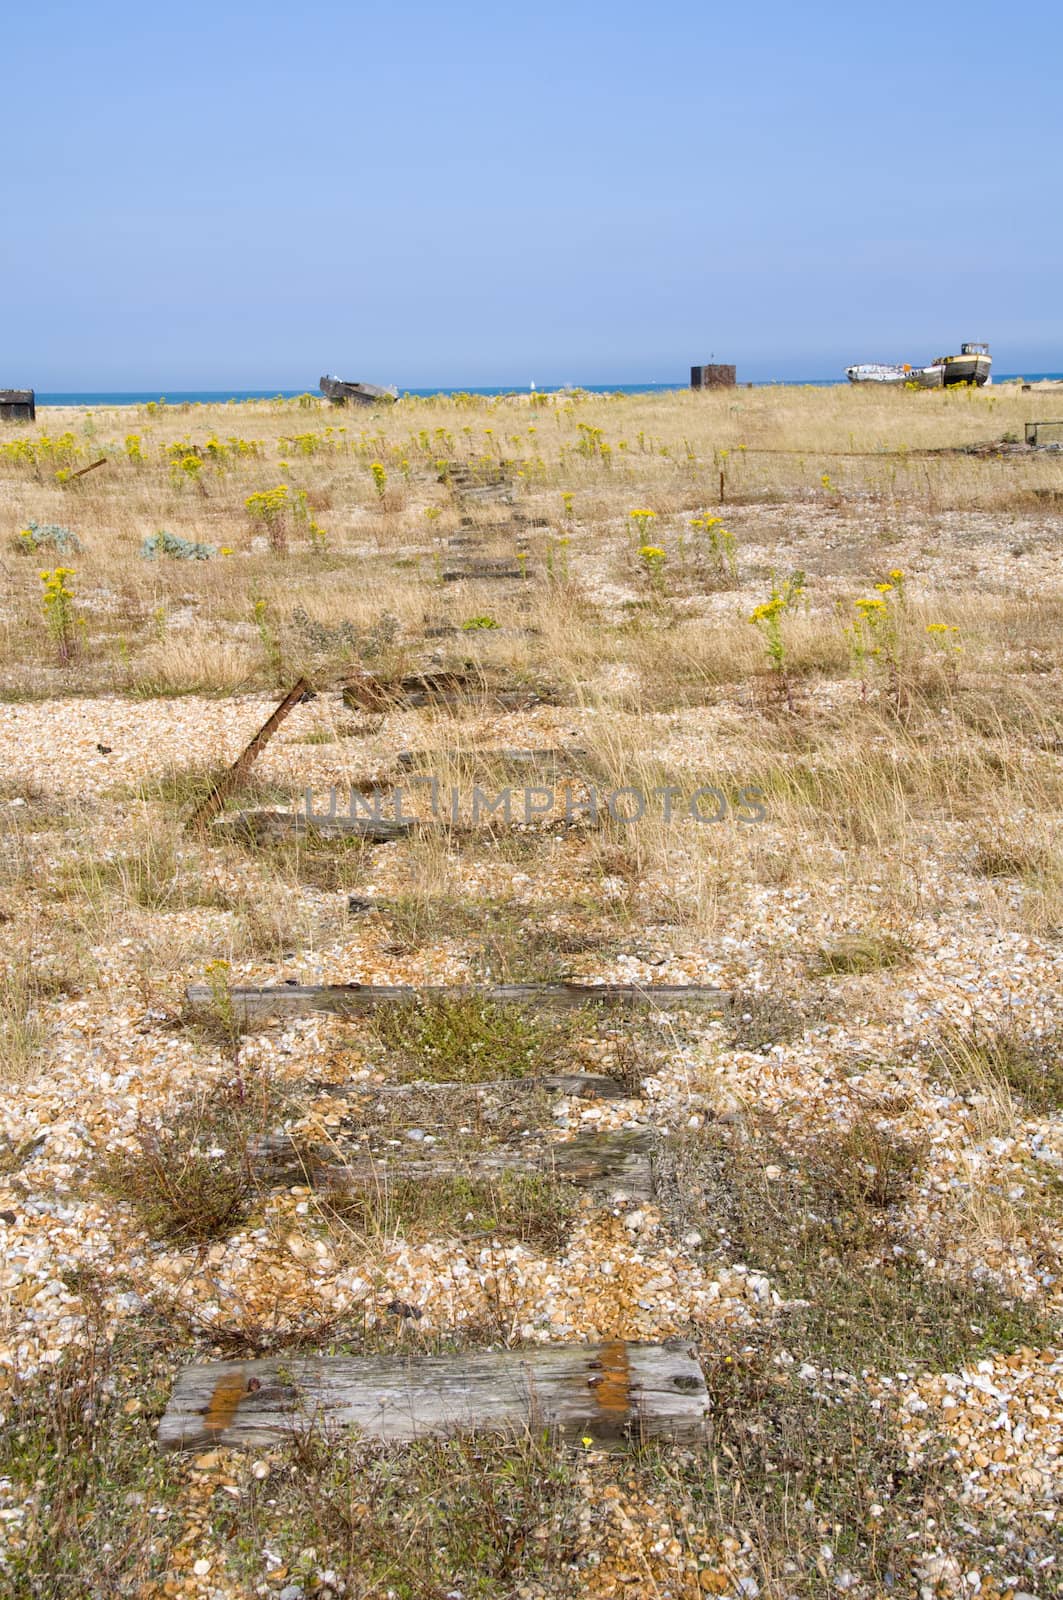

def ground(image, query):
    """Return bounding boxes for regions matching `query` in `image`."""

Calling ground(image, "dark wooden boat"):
[933,343,992,386]
[319,375,398,406]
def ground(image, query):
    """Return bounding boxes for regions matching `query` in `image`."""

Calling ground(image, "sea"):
[30,375,1063,406]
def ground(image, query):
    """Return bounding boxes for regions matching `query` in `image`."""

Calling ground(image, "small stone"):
[386,1299,423,1320]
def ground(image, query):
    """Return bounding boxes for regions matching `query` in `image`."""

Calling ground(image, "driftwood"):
[321,1071,632,1102]
[188,679,312,829]
[250,1128,654,1202]
[158,1339,709,1452]
[184,981,727,1026]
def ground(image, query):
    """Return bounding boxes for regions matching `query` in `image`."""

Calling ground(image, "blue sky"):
[4,0,1061,387]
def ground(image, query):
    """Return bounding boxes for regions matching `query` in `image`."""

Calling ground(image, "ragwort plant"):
[39,567,83,665]
[628,507,656,541]
[638,542,667,594]
[749,570,805,710]
[846,569,930,711]
[690,513,737,580]
[245,485,290,551]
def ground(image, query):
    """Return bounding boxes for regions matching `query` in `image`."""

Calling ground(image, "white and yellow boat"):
[847,342,991,388]
[845,361,943,387]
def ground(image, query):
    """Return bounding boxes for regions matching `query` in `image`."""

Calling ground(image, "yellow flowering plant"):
[245,486,290,552]
[638,543,667,591]
[40,567,82,663]
[847,571,911,706]
[690,514,737,579]
[749,571,806,707]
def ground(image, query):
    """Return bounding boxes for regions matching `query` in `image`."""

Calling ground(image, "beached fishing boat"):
[846,342,991,389]
[845,362,943,388]
[933,342,992,386]
[319,375,398,405]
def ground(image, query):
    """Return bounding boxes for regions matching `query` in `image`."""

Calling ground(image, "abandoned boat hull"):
[936,345,992,386]
[319,376,398,405]
[845,363,943,387]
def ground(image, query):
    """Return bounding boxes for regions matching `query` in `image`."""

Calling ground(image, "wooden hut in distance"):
[0,389,35,422]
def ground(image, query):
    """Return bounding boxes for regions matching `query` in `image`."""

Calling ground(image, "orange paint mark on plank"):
[204,1369,247,1435]
[593,1342,631,1417]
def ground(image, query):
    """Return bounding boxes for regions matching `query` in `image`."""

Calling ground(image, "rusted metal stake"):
[62,457,109,482]
[187,677,311,830]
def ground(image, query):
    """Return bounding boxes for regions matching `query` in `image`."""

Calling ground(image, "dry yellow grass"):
[1,384,1061,1598]
[0,382,1058,697]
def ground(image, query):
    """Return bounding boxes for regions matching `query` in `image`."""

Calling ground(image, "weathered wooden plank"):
[341,670,542,712]
[251,1129,654,1202]
[225,810,415,844]
[441,562,527,582]
[224,808,598,844]
[395,746,589,772]
[188,679,312,829]
[184,981,727,1025]
[159,1339,709,1452]
[423,625,541,639]
[395,687,541,710]
[323,1071,631,1101]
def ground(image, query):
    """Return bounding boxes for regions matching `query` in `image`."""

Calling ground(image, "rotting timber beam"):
[184,981,728,1025]
[222,810,417,845]
[158,1339,710,1451]
[395,746,589,772]
[319,1071,632,1102]
[248,1128,655,1203]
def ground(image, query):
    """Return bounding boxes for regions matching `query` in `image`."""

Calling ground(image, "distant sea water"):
[32,376,1063,406]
